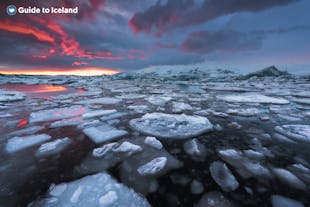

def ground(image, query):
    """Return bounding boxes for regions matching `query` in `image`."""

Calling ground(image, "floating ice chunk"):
[146,96,172,106]
[172,102,192,113]
[227,108,260,116]
[77,97,121,105]
[0,113,12,118]
[0,90,25,102]
[92,143,118,158]
[29,172,150,207]
[275,125,310,143]
[292,98,310,105]
[137,157,167,176]
[6,134,51,153]
[29,106,86,123]
[99,191,118,205]
[183,138,207,161]
[272,168,307,190]
[190,180,204,194]
[113,141,142,156]
[8,126,44,136]
[77,120,101,130]
[100,112,127,121]
[36,137,72,157]
[196,191,236,207]
[243,149,264,160]
[82,109,116,119]
[130,113,213,139]
[83,125,128,144]
[271,195,304,207]
[70,186,82,203]
[128,105,148,113]
[144,136,163,150]
[49,183,67,196]
[209,161,239,192]
[50,117,83,128]
[116,94,146,99]
[218,94,289,104]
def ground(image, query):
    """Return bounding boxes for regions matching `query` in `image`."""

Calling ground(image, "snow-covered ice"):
[183,138,207,161]
[130,113,213,139]
[28,172,151,207]
[218,94,289,104]
[82,109,116,119]
[274,125,310,143]
[271,195,304,207]
[137,157,167,176]
[36,137,72,157]
[6,134,51,153]
[0,90,25,102]
[272,168,307,190]
[144,136,163,150]
[196,191,236,207]
[83,125,128,144]
[209,161,239,192]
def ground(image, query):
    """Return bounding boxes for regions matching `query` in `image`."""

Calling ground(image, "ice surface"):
[218,94,289,104]
[100,112,127,121]
[209,161,239,192]
[82,109,116,119]
[112,141,142,156]
[29,106,86,123]
[36,138,72,157]
[144,136,163,150]
[92,142,118,158]
[0,90,25,102]
[49,117,83,128]
[272,168,307,190]
[83,125,128,144]
[8,126,44,136]
[275,125,310,143]
[6,134,51,153]
[196,191,236,207]
[146,95,172,106]
[227,108,260,116]
[28,172,151,207]
[172,102,193,113]
[130,113,213,139]
[77,97,121,105]
[183,138,207,161]
[271,195,304,207]
[137,157,167,176]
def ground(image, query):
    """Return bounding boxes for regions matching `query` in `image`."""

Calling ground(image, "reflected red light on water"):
[17,119,28,128]
[0,84,67,93]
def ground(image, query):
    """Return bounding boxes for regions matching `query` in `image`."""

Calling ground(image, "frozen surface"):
[36,138,72,157]
[28,172,151,207]
[0,89,25,102]
[209,161,239,192]
[144,136,163,150]
[6,134,51,153]
[130,113,213,139]
[29,106,86,123]
[196,191,236,207]
[137,157,167,176]
[218,94,289,104]
[83,125,128,144]
[275,125,310,143]
[271,195,304,207]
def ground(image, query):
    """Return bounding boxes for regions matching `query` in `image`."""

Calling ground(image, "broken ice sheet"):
[130,113,213,139]
[6,134,51,153]
[28,172,151,207]
[83,125,128,144]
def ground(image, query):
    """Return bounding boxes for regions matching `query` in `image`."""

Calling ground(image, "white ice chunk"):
[272,168,307,190]
[146,96,172,106]
[183,138,207,161]
[197,191,235,207]
[144,136,163,150]
[218,94,289,104]
[130,113,213,139]
[6,134,51,153]
[137,157,167,176]
[50,117,83,128]
[29,106,86,123]
[190,180,204,194]
[92,143,118,158]
[209,161,239,192]
[275,125,310,143]
[77,97,121,105]
[8,126,44,136]
[172,102,192,113]
[83,125,127,144]
[82,109,116,119]
[227,108,260,116]
[36,137,72,157]
[271,195,304,207]
[29,172,150,207]
[0,90,25,102]
[113,141,142,156]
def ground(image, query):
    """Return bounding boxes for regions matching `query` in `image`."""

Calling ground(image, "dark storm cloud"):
[181,29,263,54]
[129,0,300,35]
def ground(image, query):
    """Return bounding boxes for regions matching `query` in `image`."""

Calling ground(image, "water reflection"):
[0,84,67,93]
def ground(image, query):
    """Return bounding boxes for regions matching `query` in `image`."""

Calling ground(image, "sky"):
[0,0,309,75]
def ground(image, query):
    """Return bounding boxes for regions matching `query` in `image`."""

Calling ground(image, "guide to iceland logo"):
[7,5,17,16]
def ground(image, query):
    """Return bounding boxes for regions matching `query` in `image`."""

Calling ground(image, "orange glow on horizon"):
[0,67,119,76]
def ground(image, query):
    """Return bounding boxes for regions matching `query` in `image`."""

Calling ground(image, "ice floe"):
[83,125,127,144]
[196,191,236,207]
[209,161,239,192]
[274,125,310,143]
[272,168,307,190]
[0,90,25,102]
[137,157,167,176]
[183,138,207,161]
[82,109,116,119]
[144,136,163,150]
[218,94,289,104]
[28,172,151,207]
[130,113,213,139]
[271,195,304,207]
[6,134,51,153]
[36,137,72,157]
